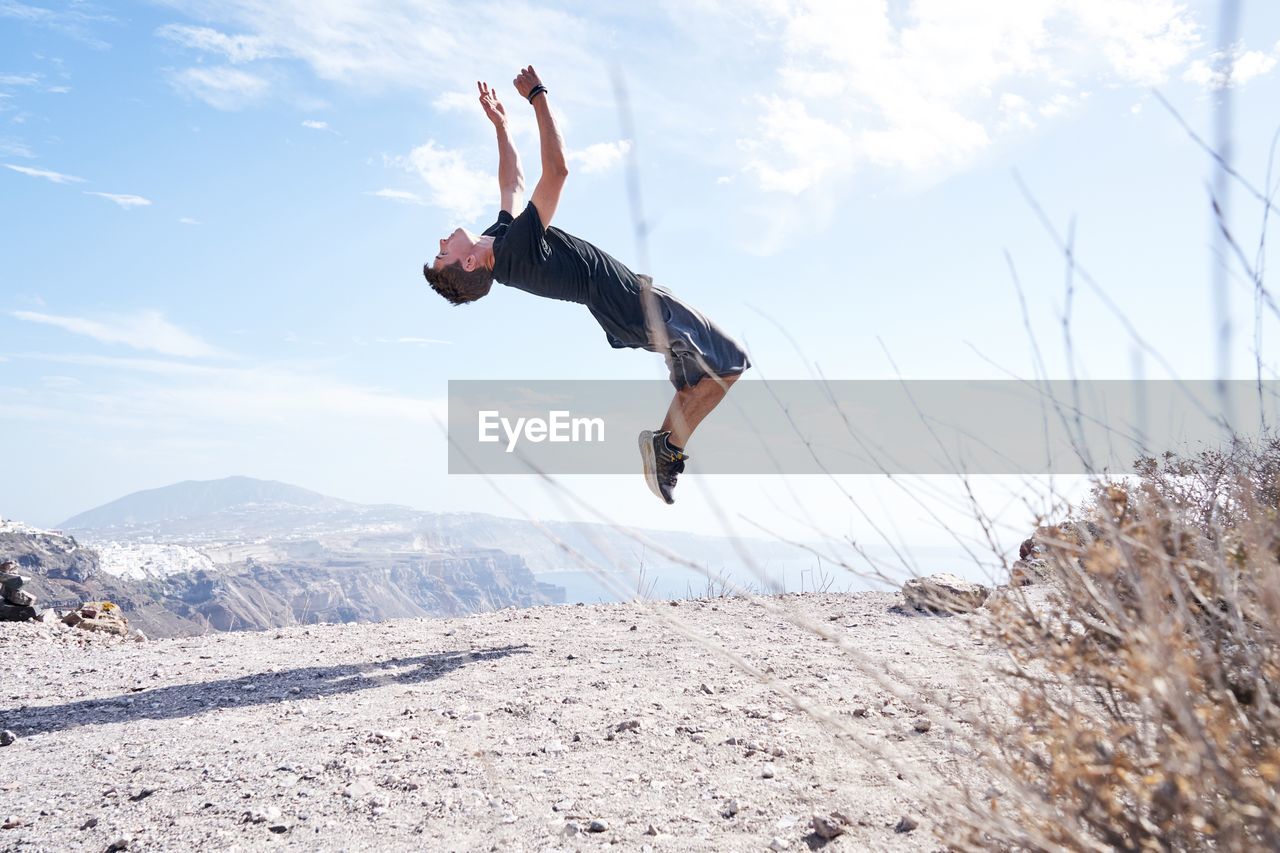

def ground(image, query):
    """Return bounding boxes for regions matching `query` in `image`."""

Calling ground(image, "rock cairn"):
[61,601,130,635]
[0,560,38,622]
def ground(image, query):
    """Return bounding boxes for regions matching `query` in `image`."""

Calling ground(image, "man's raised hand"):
[512,65,544,102]
[477,81,506,127]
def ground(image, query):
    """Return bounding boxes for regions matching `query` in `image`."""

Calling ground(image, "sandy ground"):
[0,592,1007,852]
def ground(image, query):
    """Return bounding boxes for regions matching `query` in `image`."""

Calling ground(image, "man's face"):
[432,227,477,271]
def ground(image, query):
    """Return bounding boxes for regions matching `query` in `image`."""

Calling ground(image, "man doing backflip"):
[424,66,749,504]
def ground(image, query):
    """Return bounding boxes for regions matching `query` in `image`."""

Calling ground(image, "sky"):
[3,1,1280,564]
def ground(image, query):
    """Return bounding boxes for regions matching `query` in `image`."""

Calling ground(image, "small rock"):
[761,764,776,779]
[812,812,850,840]
[80,817,99,830]
[2,816,21,830]
[699,683,714,695]
[343,779,375,799]
[895,815,918,833]
[128,787,157,802]
[851,706,868,718]
[562,823,580,836]
[644,824,658,836]
[268,824,289,834]
[614,719,641,733]
[721,799,740,818]
[587,819,609,833]
[0,730,16,747]
[106,839,130,852]
[769,837,788,851]
[131,631,148,643]
[913,719,932,733]
[901,573,990,613]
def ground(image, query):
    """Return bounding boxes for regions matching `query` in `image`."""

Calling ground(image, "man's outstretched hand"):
[477,81,507,128]
[513,65,544,102]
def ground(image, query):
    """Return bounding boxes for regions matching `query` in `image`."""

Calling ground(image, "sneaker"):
[638,429,688,504]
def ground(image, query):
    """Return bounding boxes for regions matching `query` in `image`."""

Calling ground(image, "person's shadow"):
[2,644,531,738]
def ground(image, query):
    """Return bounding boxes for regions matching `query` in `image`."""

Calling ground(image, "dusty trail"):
[1,592,1002,852]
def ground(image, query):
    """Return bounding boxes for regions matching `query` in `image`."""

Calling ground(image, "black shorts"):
[659,295,751,391]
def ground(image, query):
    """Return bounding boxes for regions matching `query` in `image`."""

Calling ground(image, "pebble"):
[343,779,375,799]
[614,719,641,733]
[0,730,16,747]
[721,799,740,818]
[644,824,658,836]
[587,819,609,833]
[769,837,788,851]
[913,719,932,733]
[895,815,919,833]
[761,765,776,779]
[812,812,849,840]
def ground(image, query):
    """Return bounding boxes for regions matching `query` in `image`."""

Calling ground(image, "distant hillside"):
[61,476,359,530]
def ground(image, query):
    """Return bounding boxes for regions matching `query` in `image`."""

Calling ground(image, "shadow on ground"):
[1,644,531,737]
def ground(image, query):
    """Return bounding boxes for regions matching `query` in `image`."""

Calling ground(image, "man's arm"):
[478,81,523,214]
[512,65,568,227]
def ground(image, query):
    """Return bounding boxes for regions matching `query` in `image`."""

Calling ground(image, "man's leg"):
[661,372,740,449]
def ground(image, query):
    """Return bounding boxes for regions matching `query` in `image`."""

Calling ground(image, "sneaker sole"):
[637,430,670,504]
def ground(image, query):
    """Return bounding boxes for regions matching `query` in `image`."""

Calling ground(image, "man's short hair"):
[423,261,493,305]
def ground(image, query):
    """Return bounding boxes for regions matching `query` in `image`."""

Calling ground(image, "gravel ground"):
[0,591,1006,852]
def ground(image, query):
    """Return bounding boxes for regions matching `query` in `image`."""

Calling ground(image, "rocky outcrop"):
[2,519,564,638]
[0,521,98,582]
[160,549,562,633]
[902,573,991,614]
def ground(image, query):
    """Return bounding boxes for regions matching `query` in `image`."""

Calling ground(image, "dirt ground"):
[0,591,1008,852]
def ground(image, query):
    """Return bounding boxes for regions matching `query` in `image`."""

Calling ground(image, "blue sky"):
[3,1,1280,560]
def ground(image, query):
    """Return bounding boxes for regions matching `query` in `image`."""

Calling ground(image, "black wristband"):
[526,84,547,104]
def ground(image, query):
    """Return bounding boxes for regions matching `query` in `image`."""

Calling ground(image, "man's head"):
[423,227,494,305]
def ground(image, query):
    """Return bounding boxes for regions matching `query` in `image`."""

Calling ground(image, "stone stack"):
[62,600,130,635]
[0,560,38,622]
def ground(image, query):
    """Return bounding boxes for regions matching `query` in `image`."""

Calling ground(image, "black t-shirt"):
[486,203,662,349]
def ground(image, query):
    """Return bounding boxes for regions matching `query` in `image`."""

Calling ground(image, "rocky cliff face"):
[159,549,563,633]
[0,520,98,582]
[0,520,562,637]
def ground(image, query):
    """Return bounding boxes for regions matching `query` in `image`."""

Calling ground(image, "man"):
[424,66,749,504]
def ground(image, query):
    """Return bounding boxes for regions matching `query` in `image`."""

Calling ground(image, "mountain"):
[60,477,834,580]
[60,475,359,531]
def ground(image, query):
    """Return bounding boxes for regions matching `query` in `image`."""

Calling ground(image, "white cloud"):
[395,141,492,222]
[368,188,425,205]
[4,162,83,183]
[178,216,201,224]
[155,23,277,63]
[567,140,631,174]
[153,2,604,99]
[432,91,474,112]
[688,0,1201,193]
[1183,41,1279,90]
[0,73,39,86]
[84,191,152,209]
[8,352,448,429]
[0,1,113,49]
[169,65,269,110]
[11,310,224,358]
[301,119,328,129]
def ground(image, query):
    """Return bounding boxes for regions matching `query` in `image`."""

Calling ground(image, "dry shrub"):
[958,435,1280,851]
